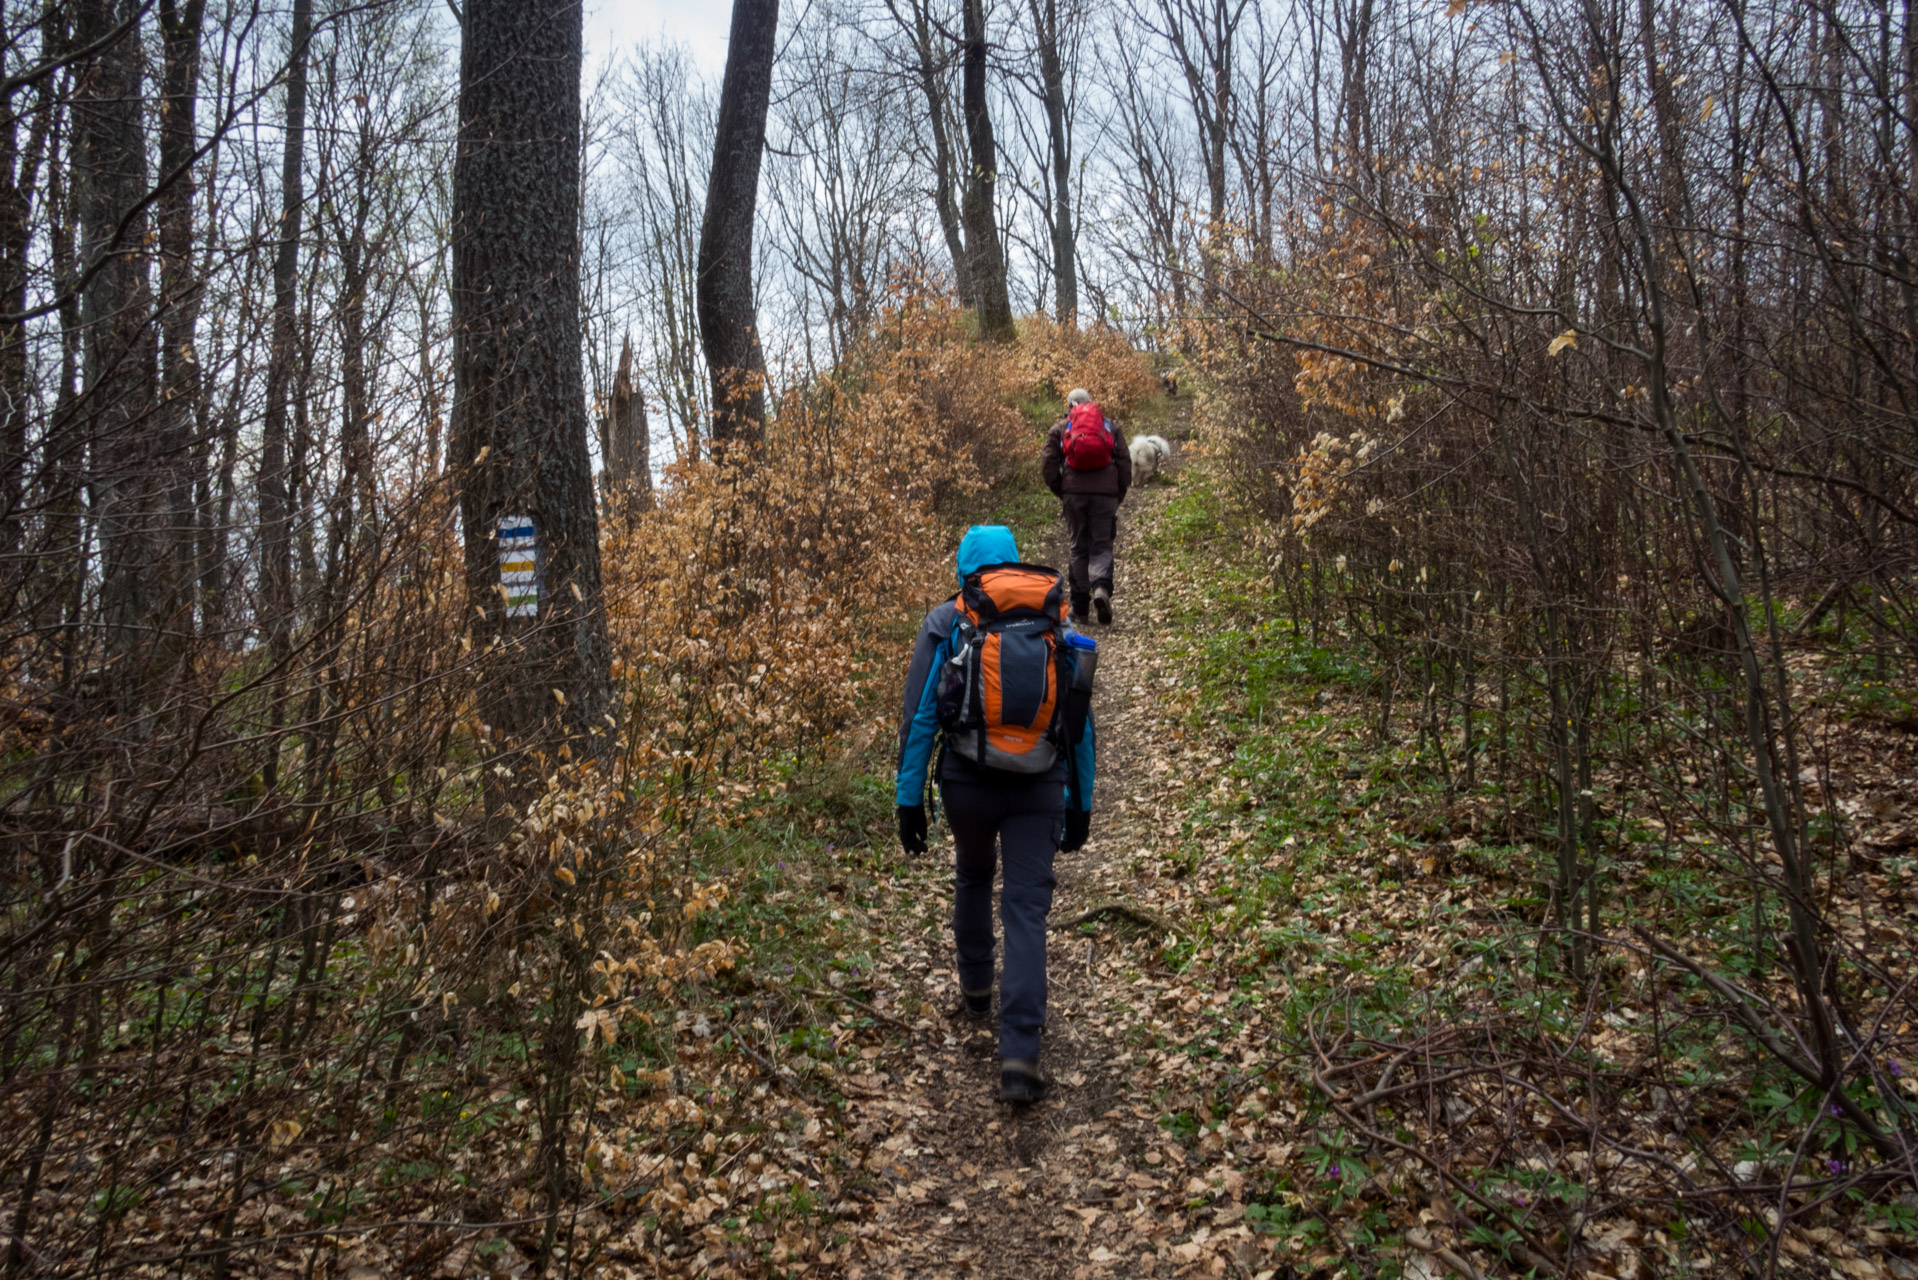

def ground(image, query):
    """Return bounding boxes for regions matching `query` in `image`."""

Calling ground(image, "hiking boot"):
[1070,598,1091,625]
[1092,586,1112,626]
[999,1058,1046,1104]
[956,988,992,1021]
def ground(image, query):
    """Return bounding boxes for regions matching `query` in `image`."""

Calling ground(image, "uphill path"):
[818,398,1291,1280]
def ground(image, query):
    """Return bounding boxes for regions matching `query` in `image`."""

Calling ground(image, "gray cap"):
[1067,387,1092,406]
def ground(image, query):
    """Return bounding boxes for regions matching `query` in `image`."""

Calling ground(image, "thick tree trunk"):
[450,0,611,751]
[1030,0,1077,324]
[961,0,1015,341]
[600,335,652,517]
[258,0,311,673]
[73,0,163,701]
[698,0,780,447]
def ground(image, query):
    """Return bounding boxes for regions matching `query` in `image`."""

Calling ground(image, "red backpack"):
[1063,402,1114,470]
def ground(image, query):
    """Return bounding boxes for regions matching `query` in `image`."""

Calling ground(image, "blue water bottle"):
[1063,630,1097,743]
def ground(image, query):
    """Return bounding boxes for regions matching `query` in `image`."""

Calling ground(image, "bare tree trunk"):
[410,259,445,478]
[1147,0,1245,295]
[620,46,711,454]
[201,279,253,631]
[600,334,651,517]
[44,72,87,685]
[158,0,206,633]
[697,0,779,446]
[258,0,312,720]
[1030,0,1077,323]
[1335,0,1375,172]
[0,11,55,560]
[451,0,612,751]
[962,0,1015,341]
[73,0,162,704]
[337,127,376,562]
[886,0,972,306]
[1203,0,1232,239]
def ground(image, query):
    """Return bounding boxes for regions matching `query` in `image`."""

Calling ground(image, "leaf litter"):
[642,399,1918,1280]
[293,396,1918,1278]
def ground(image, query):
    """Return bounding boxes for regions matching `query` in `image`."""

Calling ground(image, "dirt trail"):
[831,401,1228,1279]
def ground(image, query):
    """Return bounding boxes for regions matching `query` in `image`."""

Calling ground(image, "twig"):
[1320,1048,1396,1080]
[1636,926,1904,1162]
[798,986,918,1032]
[1054,900,1183,936]
[1307,1036,1565,1270]
[1405,1228,1486,1280]
[1351,1063,1506,1109]
[723,1022,817,1097]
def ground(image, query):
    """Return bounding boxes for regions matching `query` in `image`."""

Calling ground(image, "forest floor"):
[590,395,1918,1280]
[810,397,1283,1279]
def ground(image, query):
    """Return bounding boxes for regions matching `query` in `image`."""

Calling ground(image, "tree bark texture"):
[158,0,206,630]
[258,0,311,665]
[600,334,652,517]
[73,0,164,698]
[0,8,56,559]
[961,0,1015,341]
[43,67,87,674]
[698,0,779,446]
[1031,0,1077,324]
[450,0,611,749]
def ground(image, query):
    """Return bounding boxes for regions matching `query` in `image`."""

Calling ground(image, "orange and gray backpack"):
[936,563,1070,773]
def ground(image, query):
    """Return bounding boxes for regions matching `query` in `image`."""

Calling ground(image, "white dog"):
[1130,434,1172,484]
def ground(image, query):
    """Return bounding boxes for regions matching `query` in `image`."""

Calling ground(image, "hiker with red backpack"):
[1042,388,1132,625]
[895,524,1099,1104]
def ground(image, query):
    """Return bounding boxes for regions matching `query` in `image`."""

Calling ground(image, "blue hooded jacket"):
[895,525,1097,812]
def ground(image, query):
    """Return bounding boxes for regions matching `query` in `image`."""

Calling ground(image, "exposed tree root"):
[1054,900,1182,936]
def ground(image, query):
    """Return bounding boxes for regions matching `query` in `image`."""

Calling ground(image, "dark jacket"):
[1043,413,1131,500]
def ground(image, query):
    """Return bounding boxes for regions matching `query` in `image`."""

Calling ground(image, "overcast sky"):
[582,0,731,76]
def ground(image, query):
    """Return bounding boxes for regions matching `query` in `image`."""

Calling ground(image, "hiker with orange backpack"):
[896,525,1098,1104]
[1042,387,1132,625]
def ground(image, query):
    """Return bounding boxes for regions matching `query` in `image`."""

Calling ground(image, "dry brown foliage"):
[1006,313,1159,422]
[0,279,1111,1276]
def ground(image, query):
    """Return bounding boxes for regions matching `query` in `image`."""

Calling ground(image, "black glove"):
[897,804,928,855]
[1062,808,1090,852]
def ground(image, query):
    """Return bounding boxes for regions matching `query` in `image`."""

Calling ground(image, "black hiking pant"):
[941,773,1064,1063]
[1062,492,1119,617]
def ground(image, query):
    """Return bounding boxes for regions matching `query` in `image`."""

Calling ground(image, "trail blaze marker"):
[498,515,539,618]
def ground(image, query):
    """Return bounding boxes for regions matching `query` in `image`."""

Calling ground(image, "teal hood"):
[956,525,1020,580]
